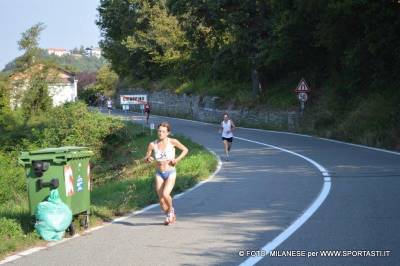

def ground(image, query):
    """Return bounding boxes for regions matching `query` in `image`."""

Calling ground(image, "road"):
[5,111,400,265]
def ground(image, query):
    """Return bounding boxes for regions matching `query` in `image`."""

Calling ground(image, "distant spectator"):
[107,98,113,114]
[144,102,151,124]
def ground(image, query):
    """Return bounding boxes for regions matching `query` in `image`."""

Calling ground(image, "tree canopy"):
[97,0,400,99]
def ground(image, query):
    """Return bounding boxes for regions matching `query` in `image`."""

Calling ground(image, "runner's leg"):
[162,172,177,223]
[223,139,229,159]
[155,175,168,212]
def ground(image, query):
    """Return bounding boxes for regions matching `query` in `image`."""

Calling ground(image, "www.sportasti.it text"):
[238,249,391,258]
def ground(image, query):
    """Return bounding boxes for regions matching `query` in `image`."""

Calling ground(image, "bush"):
[0,102,138,203]
[0,217,24,240]
[337,93,399,147]
[31,102,126,158]
[0,151,26,203]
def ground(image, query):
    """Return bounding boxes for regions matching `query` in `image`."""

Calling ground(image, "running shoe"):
[164,215,170,225]
[168,208,176,224]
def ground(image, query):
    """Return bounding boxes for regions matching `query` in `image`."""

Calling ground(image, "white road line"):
[234,136,331,266]
[316,137,400,156]
[18,247,46,256]
[148,114,399,156]
[0,255,21,265]
[6,111,391,265]
[174,150,222,200]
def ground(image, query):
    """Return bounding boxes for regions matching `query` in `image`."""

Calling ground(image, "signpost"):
[150,123,155,135]
[295,78,310,115]
[120,94,148,132]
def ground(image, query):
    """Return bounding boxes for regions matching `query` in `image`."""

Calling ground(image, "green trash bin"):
[18,146,94,232]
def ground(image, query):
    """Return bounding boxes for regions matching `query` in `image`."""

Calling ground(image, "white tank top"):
[221,120,233,138]
[153,138,175,161]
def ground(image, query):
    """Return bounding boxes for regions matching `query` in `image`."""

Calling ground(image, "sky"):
[0,0,101,70]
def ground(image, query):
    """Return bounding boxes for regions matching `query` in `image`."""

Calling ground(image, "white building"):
[10,65,78,108]
[92,48,102,58]
[85,47,102,58]
[48,71,78,106]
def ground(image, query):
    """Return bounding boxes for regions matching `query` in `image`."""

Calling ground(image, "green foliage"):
[300,85,400,149]
[336,92,400,147]
[78,84,101,105]
[0,151,26,203]
[0,106,218,257]
[43,53,107,73]
[15,23,46,70]
[0,217,24,240]
[98,1,400,100]
[21,73,52,118]
[0,202,40,257]
[77,65,119,104]
[97,0,188,79]
[94,65,119,97]
[3,49,107,74]
[0,102,129,165]
[123,0,188,66]
[0,74,11,120]
[30,102,124,156]
[98,0,400,149]
[17,23,45,51]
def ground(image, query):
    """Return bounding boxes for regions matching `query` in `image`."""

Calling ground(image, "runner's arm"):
[144,143,154,163]
[230,120,236,131]
[170,139,188,165]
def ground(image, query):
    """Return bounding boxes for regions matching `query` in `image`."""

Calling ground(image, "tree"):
[0,74,11,122]
[95,65,119,98]
[11,24,53,118]
[21,70,52,118]
[79,65,118,104]
[97,0,187,79]
[15,23,46,70]
[77,72,97,91]
[123,1,188,68]
[169,0,272,95]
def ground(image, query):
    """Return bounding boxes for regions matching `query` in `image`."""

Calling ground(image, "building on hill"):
[47,48,70,57]
[85,47,102,58]
[9,64,78,108]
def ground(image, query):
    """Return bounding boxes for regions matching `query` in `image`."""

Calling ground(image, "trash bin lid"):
[19,146,94,166]
[29,146,89,155]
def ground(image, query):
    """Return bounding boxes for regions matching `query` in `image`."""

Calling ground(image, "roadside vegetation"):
[96,1,400,150]
[0,24,217,259]
[0,102,217,259]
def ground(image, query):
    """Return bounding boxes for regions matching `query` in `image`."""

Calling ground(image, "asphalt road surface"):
[6,111,400,266]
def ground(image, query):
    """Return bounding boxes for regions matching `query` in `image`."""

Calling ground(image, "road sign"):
[295,78,310,93]
[298,92,308,102]
[120,94,147,105]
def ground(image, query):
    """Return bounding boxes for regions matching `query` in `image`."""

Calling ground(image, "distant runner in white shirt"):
[219,113,236,161]
[107,99,113,114]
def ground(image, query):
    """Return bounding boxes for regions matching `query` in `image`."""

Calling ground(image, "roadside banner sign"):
[120,95,147,105]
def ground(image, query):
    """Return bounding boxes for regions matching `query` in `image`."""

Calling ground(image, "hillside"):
[2,49,107,73]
